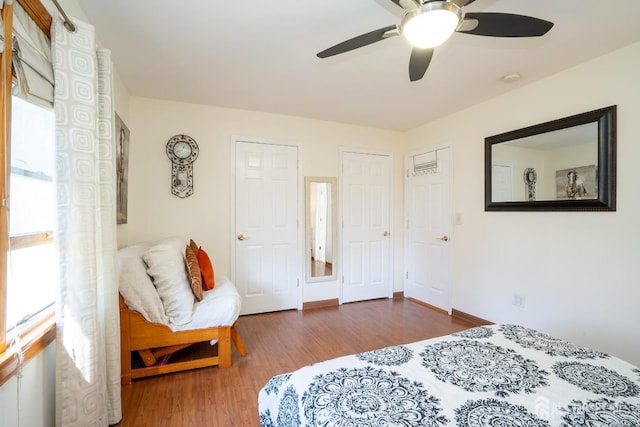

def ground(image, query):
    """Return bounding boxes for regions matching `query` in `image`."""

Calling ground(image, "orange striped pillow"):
[185,245,203,301]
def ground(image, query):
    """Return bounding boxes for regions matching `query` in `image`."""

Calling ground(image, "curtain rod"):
[49,0,76,32]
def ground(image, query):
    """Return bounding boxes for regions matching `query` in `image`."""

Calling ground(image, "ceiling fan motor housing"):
[401,1,464,48]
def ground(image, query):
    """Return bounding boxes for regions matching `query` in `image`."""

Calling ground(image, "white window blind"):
[11,1,54,106]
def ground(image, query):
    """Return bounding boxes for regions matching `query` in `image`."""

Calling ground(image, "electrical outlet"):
[512,294,526,308]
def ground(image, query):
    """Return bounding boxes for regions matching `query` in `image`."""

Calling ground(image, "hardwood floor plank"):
[115,298,475,426]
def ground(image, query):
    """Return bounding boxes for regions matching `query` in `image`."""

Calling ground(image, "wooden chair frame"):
[119,295,247,384]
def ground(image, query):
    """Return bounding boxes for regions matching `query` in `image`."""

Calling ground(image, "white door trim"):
[404,144,453,313]
[230,135,304,310]
[339,147,394,304]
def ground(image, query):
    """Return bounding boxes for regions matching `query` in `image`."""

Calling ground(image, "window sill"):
[0,308,56,386]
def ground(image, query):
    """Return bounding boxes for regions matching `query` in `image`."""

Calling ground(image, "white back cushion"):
[117,243,168,325]
[143,237,195,326]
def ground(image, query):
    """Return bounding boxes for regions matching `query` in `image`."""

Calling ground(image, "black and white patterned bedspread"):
[258,324,640,426]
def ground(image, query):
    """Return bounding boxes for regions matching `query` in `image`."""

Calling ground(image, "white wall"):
[406,42,640,366]
[0,343,55,427]
[125,99,405,302]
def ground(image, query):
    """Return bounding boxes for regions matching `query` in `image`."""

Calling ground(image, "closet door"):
[234,140,300,315]
[341,151,392,303]
[404,147,452,312]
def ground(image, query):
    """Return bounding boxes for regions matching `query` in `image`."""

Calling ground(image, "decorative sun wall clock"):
[166,134,199,198]
[523,167,537,201]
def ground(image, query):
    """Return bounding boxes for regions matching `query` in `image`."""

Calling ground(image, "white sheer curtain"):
[52,17,121,426]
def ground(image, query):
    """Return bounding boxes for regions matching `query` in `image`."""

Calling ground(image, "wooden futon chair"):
[118,238,247,384]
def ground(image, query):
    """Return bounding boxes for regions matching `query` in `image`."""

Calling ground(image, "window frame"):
[0,0,56,386]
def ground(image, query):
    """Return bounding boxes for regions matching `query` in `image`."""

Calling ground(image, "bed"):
[258,324,640,426]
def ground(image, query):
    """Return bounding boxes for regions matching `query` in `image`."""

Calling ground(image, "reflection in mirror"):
[491,122,598,202]
[305,177,337,282]
[485,106,616,211]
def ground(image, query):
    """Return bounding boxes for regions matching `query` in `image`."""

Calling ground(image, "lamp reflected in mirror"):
[305,177,337,283]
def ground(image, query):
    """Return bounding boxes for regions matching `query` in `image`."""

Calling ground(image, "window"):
[1,0,58,378]
[6,96,57,332]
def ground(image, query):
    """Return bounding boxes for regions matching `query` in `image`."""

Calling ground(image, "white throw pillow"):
[143,237,195,326]
[117,243,168,325]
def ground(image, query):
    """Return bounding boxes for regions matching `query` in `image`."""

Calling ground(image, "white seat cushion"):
[170,274,242,332]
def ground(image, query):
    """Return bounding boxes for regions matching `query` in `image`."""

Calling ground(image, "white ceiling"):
[74,0,640,131]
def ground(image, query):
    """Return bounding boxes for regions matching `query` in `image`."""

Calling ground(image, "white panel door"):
[492,163,513,202]
[341,151,391,303]
[235,141,299,315]
[404,147,451,312]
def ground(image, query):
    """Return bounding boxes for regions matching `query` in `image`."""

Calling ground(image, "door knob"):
[438,235,449,242]
[383,231,390,237]
[237,234,246,241]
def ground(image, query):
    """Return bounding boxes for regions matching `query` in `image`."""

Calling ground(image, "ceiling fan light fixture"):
[402,1,462,49]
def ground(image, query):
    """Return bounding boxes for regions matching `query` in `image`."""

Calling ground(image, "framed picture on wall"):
[116,113,130,224]
[555,165,597,200]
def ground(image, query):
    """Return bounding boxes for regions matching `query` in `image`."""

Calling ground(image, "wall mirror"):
[485,105,616,211]
[305,176,337,283]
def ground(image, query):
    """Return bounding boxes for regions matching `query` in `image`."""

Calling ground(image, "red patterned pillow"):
[185,245,203,301]
[197,247,215,291]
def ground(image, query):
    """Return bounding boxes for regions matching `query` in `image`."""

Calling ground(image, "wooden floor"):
[310,259,332,277]
[116,298,476,426]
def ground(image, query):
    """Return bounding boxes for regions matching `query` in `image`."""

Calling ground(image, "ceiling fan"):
[317,0,554,81]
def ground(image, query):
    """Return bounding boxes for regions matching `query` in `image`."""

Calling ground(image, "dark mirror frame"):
[485,105,616,211]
